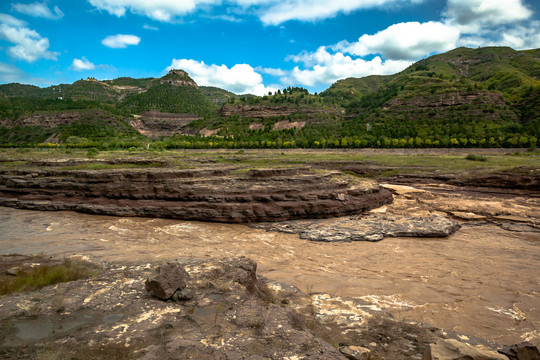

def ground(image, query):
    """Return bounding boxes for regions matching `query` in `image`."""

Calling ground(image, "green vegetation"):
[120,83,217,115]
[465,154,487,161]
[0,258,98,296]
[0,47,538,149]
[2,148,538,178]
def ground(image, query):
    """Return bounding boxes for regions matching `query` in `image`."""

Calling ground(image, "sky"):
[0,0,539,95]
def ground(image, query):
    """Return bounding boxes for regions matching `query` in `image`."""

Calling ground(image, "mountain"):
[0,47,538,148]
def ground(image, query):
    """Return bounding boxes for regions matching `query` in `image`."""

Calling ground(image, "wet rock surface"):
[0,167,393,223]
[254,214,460,242]
[0,255,519,360]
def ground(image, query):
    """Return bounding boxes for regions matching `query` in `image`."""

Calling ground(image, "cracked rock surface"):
[0,255,513,360]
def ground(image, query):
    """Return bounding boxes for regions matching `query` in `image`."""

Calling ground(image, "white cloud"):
[0,13,59,62]
[283,46,411,87]
[458,21,540,50]
[88,0,220,22]
[444,0,532,31]
[257,66,287,76]
[337,21,460,61]
[257,0,423,25]
[87,0,425,24]
[71,57,96,71]
[166,59,278,95]
[101,34,141,48]
[11,2,64,20]
[143,24,159,30]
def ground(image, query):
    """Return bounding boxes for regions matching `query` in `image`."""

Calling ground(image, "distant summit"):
[159,70,198,89]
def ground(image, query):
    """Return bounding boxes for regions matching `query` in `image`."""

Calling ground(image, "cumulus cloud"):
[11,2,64,20]
[101,34,141,48]
[458,21,540,50]
[444,0,532,31]
[0,13,59,62]
[71,57,96,71]
[166,59,278,95]
[283,47,411,87]
[337,21,459,61]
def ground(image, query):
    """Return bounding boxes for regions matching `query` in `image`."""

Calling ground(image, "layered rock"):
[0,167,393,223]
[220,104,333,119]
[129,111,201,138]
[255,214,460,242]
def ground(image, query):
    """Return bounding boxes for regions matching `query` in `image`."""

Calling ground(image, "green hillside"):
[120,83,218,116]
[0,47,538,149]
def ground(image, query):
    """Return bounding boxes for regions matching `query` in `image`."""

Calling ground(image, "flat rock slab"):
[256,214,460,242]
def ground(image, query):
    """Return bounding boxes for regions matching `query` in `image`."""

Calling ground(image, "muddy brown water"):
[0,206,539,348]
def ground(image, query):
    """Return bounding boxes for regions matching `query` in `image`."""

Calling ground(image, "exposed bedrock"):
[0,167,393,223]
[254,214,461,242]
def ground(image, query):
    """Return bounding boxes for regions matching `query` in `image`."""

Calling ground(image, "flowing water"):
[0,206,539,347]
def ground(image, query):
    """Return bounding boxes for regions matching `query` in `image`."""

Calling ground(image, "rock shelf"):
[0,167,393,223]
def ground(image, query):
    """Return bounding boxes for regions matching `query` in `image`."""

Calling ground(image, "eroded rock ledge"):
[0,167,392,223]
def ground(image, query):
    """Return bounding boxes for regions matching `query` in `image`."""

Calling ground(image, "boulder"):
[145,262,189,300]
[339,345,371,360]
[498,342,540,360]
[424,339,507,360]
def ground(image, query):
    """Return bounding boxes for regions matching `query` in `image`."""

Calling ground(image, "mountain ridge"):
[0,46,538,148]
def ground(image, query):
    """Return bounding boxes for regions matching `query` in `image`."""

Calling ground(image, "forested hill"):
[0,46,538,149]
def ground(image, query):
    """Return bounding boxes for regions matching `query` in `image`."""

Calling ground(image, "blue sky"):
[0,0,538,94]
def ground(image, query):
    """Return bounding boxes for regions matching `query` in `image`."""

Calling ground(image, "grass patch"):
[465,154,487,162]
[0,259,98,296]
[0,160,27,168]
[59,162,164,170]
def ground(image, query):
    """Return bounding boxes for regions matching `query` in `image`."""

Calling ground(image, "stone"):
[6,266,20,276]
[339,345,371,360]
[424,339,507,360]
[498,342,540,360]
[145,262,189,300]
[172,288,194,302]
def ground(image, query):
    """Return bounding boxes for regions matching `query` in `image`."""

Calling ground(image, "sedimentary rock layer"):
[0,167,392,223]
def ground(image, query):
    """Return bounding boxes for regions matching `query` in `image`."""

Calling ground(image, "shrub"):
[86,148,99,157]
[465,154,487,162]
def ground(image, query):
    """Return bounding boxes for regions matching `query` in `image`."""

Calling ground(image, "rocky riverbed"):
[2,254,535,360]
[0,154,539,358]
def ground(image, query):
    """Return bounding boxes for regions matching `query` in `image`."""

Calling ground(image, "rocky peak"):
[159,69,199,88]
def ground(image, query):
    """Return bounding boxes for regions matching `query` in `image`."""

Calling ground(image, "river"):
[0,205,539,348]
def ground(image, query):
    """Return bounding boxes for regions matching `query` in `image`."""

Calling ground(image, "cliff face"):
[128,111,201,139]
[385,91,507,109]
[0,167,393,223]
[220,104,334,119]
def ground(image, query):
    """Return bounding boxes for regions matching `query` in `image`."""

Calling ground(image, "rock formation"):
[256,214,460,242]
[0,167,393,223]
[1,254,528,360]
